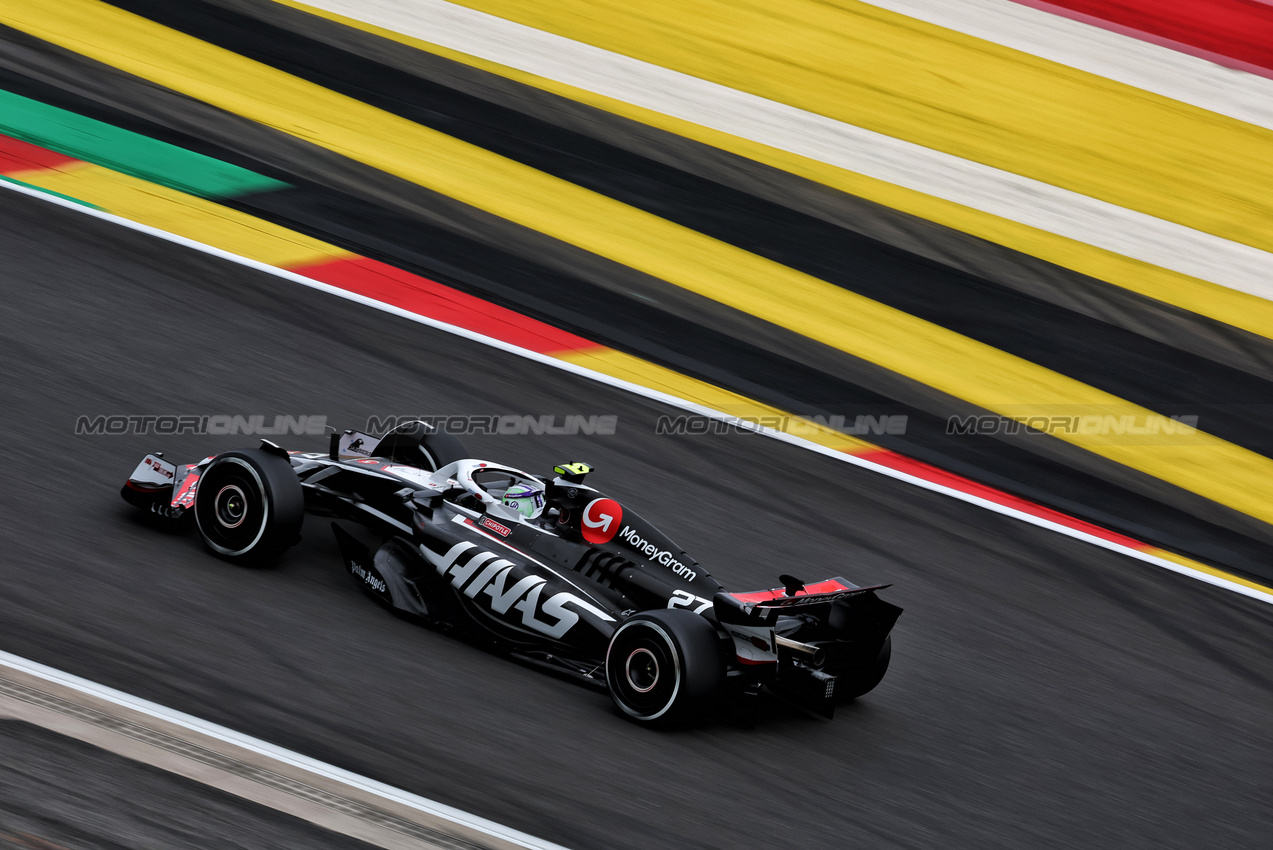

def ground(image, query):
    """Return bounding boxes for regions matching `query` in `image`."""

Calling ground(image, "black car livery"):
[121,420,900,724]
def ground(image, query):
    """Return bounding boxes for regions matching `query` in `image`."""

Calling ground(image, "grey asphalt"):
[0,720,378,850]
[0,191,1269,849]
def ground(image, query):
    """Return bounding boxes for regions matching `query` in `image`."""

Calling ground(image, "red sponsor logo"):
[144,457,174,480]
[172,469,200,508]
[479,516,512,537]
[354,458,381,465]
[581,498,622,544]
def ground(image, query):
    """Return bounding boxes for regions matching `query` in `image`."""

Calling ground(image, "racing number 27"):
[667,589,712,614]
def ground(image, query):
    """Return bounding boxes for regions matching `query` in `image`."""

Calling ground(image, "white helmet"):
[502,483,545,519]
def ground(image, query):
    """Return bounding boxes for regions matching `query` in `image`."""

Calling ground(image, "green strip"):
[0,89,285,198]
[0,174,104,209]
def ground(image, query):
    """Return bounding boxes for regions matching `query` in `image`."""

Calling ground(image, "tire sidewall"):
[606,618,684,722]
[196,457,271,557]
[194,450,303,562]
[417,429,468,472]
[605,608,725,724]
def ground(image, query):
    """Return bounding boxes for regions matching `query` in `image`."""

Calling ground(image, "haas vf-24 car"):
[121,421,901,724]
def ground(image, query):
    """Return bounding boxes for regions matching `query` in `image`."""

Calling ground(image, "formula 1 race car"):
[121,421,901,724]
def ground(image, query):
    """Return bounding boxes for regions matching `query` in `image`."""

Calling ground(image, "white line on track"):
[293,0,1273,303]
[863,0,1273,131]
[0,649,567,850]
[5,177,1268,606]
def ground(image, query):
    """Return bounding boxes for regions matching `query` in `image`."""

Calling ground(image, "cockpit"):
[426,459,549,523]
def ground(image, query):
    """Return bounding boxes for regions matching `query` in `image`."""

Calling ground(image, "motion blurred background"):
[0,2,1270,848]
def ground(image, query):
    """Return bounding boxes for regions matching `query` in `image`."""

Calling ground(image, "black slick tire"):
[194,449,303,563]
[605,608,725,725]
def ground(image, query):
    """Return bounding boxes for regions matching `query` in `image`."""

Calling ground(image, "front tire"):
[605,609,725,725]
[374,421,468,471]
[194,449,303,563]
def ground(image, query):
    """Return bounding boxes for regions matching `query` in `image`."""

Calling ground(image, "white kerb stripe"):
[0,644,570,850]
[864,0,1273,133]
[294,0,1273,303]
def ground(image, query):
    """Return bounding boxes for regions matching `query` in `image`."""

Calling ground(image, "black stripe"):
[8,9,1272,571]
[0,31,298,185]
[103,0,1273,456]
[223,183,1273,573]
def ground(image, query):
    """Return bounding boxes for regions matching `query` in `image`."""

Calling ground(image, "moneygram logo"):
[581,498,622,544]
[618,526,697,581]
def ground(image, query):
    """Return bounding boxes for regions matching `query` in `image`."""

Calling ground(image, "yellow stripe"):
[278,1,1273,351]
[441,0,1273,254]
[12,162,348,268]
[11,0,1273,527]
[556,348,873,453]
[515,356,1273,595]
[14,159,863,455]
[1144,548,1273,596]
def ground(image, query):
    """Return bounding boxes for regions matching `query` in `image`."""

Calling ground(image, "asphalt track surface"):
[0,720,377,849]
[1,193,1270,849]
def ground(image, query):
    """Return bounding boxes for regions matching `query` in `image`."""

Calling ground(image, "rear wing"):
[730,577,891,609]
[712,578,902,716]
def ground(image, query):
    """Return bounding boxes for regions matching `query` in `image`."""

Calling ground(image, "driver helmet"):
[502,483,545,519]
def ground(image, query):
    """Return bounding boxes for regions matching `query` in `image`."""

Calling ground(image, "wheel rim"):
[606,620,682,721]
[214,484,248,529]
[625,648,660,693]
[194,458,271,557]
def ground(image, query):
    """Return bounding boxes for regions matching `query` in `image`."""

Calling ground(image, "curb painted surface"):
[0,89,283,197]
[18,0,1273,535]
[0,650,569,850]
[1014,0,1273,74]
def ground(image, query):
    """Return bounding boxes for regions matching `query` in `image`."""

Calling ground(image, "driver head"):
[502,483,545,519]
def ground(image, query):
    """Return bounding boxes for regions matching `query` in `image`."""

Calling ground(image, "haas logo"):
[425,542,614,638]
[581,498,622,544]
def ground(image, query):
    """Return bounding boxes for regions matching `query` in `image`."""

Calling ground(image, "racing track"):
[0,191,1270,848]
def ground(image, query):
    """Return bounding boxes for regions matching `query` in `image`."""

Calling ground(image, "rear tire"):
[837,636,892,701]
[194,449,303,563]
[605,609,725,725]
